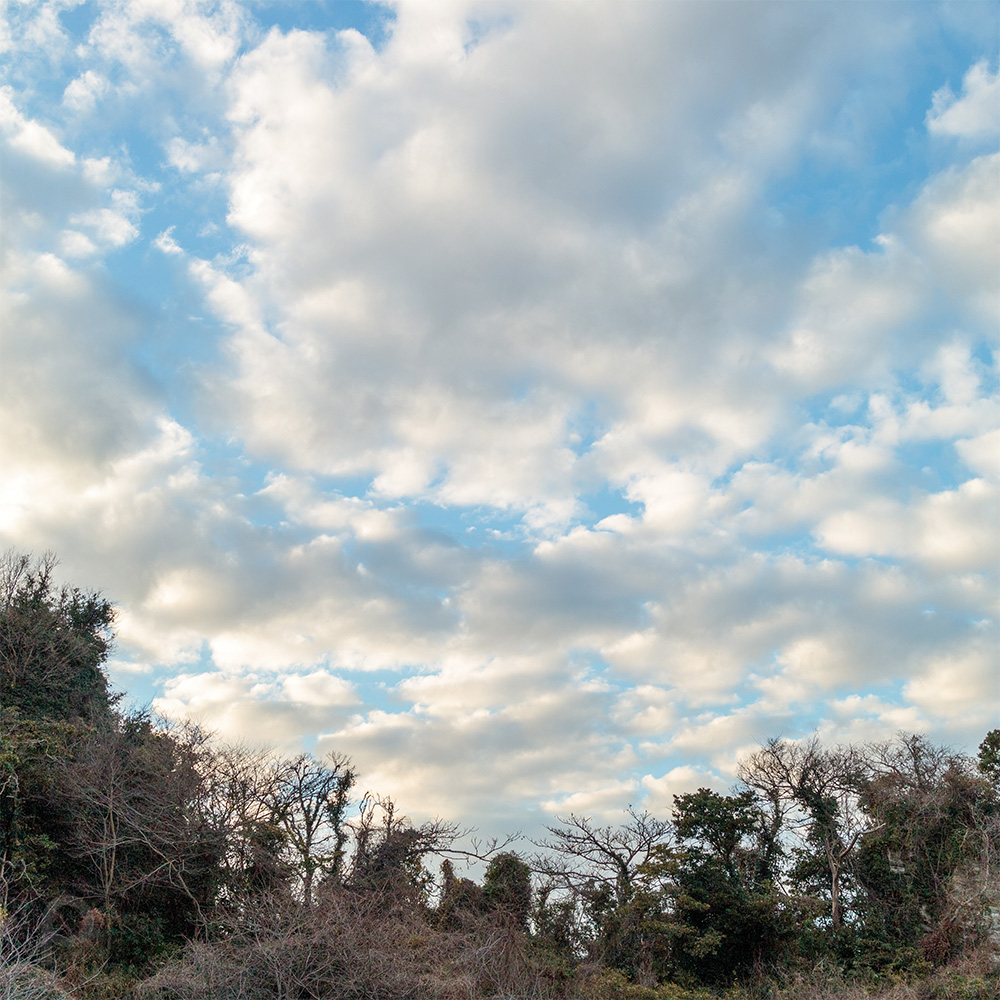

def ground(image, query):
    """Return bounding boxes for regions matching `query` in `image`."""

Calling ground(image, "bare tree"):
[531,807,673,908]
[346,794,462,904]
[739,735,880,929]
[57,714,219,932]
[266,752,355,907]
[0,886,71,1000]
[190,742,293,910]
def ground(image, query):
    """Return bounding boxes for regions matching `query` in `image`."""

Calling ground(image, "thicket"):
[1,552,997,999]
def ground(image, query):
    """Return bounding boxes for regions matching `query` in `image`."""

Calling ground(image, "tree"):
[347,794,459,905]
[648,788,789,984]
[533,808,673,910]
[57,715,220,933]
[0,551,121,922]
[853,732,998,967]
[190,742,294,912]
[267,751,355,907]
[978,730,1000,787]
[0,551,115,724]
[739,735,875,930]
[532,808,673,982]
[483,852,532,929]
[437,859,487,928]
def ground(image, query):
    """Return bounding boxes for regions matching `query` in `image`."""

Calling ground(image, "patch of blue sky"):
[344,555,457,613]
[100,250,222,405]
[3,63,68,111]
[567,399,617,456]
[348,667,426,714]
[313,472,379,500]
[132,291,225,394]
[112,670,160,714]
[578,485,642,525]
[403,481,639,547]
[178,219,236,263]
[732,527,837,564]
[901,440,976,492]
[972,341,1000,377]
[762,43,993,254]
[150,172,235,248]
[567,647,618,680]
[56,2,99,43]
[750,407,973,496]
[0,24,80,104]
[248,0,396,51]
[115,641,215,713]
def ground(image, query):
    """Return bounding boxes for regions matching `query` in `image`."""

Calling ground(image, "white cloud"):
[57,229,98,258]
[153,227,183,254]
[815,478,999,571]
[165,133,227,172]
[63,69,109,112]
[85,0,246,79]
[68,206,138,247]
[769,238,921,389]
[927,60,1000,139]
[957,428,1000,479]
[904,635,999,728]
[0,0,73,59]
[641,766,729,817]
[155,669,359,750]
[0,87,75,166]
[903,152,1000,324]
[1,3,996,838]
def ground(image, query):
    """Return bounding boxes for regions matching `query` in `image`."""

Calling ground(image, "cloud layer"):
[1,0,997,835]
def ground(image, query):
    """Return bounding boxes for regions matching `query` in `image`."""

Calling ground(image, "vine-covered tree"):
[267,751,355,906]
[483,851,532,929]
[739,736,873,931]
[852,733,998,968]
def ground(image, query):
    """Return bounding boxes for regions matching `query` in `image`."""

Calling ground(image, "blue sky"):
[1,0,997,836]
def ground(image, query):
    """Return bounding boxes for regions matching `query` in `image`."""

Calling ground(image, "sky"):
[1,0,998,840]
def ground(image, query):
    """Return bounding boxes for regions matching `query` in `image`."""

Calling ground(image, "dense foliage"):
[1,553,997,999]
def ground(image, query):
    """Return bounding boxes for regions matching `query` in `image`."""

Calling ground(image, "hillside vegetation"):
[1,553,997,999]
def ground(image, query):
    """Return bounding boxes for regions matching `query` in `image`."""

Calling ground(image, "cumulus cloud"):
[815,479,999,571]
[0,87,75,166]
[1,2,997,836]
[156,669,360,750]
[63,69,109,113]
[904,634,999,730]
[927,60,1000,139]
[902,152,1000,324]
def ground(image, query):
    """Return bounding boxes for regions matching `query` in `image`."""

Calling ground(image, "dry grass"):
[67,886,1000,1000]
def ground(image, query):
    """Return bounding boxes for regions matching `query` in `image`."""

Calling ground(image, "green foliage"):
[532,881,582,957]
[483,851,532,928]
[673,789,761,870]
[437,858,488,928]
[851,733,996,970]
[977,730,1000,787]
[651,788,791,985]
[0,552,116,724]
